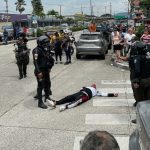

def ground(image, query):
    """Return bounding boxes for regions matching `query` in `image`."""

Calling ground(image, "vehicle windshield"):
[80,34,101,40]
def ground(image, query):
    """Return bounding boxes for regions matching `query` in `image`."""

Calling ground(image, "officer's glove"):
[133,83,139,89]
[132,78,140,88]
[37,72,43,80]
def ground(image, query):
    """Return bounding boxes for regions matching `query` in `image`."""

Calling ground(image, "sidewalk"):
[0,37,37,46]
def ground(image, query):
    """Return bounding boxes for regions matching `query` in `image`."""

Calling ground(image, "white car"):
[63,28,72,35]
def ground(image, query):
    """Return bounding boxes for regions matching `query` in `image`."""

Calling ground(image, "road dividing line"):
[73,136,129,150]
[85,114,130,125]
[93,99,135,107]
[101,80,131,85]
[97,88,133,93]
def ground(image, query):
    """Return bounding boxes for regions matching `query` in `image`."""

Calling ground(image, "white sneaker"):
[59,105,66,112]
[46,99,56,107]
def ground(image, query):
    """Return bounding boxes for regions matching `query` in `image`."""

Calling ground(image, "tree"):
[56,15,64,25]
[140,0,150,17]
[47,9,59,17]
[47,9,59,25]
[39,12,45,19]
[31,0,44,16]
[15,0,26,14]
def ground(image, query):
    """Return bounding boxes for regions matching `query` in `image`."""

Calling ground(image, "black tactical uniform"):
[15,33,29,79]
[129,41,150,105]
[32,36,54,109]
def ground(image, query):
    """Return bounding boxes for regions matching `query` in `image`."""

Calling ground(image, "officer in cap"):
[32,36,54,109]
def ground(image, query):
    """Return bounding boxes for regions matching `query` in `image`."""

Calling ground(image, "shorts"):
[113,44,122,51]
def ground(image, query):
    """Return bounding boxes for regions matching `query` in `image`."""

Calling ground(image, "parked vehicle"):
[0,32,3,42]
[96,25,112,50]
[63,28,72,35]
[75,32,108,59]
[1,26,13,41]
[129,100,150,150]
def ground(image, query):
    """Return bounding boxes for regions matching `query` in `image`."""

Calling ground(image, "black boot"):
[133,102,137,107]
[38,100,47,109]
[34,94,38,99]
[131,119,137,124]
[19,76,23,80]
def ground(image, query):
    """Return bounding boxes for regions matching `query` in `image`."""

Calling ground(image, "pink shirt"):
[141,34,150,44]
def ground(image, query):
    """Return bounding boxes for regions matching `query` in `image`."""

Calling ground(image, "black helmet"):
[37,36,49,47]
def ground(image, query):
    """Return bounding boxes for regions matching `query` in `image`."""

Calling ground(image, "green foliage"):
[31,0,44,16]
[36,28,44,37]
[70,26,87,32]
[47,9,59,17]
[135,24,145,39]
[15,0,26,14]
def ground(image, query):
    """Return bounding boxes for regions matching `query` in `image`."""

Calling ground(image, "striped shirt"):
[141,34,150,44]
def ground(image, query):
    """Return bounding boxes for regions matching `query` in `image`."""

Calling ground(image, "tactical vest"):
[129,41,150,81]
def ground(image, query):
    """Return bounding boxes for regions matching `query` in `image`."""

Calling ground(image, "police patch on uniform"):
[34,54,38,60]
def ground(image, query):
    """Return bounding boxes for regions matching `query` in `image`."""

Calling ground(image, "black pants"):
[65,50,71,62]
[17,61,27,77]
[55,53,62,61]
[56,91,84,105]
[36,70,51,102]
[131,73,150,102]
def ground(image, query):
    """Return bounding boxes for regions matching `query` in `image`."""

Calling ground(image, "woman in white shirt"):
[124,28,136,54]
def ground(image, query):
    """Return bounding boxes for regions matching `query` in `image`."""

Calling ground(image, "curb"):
[0,37,37,46]
[110,54,129,70]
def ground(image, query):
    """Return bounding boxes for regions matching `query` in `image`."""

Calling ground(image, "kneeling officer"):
[32,36,54,109]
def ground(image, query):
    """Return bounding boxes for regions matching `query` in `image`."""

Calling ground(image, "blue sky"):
[1,0,129,16]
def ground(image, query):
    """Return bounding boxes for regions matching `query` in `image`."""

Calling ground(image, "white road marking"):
[101,80,131,85]
[97,88,133,93]
[73,136,129,150]
[93,98,135,107]
[85,114,131,125]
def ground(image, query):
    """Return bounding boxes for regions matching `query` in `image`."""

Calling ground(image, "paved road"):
[0,32,136,150]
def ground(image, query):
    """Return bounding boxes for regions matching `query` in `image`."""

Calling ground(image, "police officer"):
[120,40,150,123]
[15,33,29,79]
[32,36,54,109]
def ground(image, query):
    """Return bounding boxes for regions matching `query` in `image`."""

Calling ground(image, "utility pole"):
[81,5,83,14]
[90,0,92,16]
[110,2,112,15]
[59,5,62,26]
[59,5,62,16]
[4,0,8,25]
[81,5,84,26]
[105,6,106,14]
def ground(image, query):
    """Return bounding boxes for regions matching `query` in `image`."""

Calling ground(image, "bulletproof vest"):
[129,42,150,79]
[129,41,145,68]
[33,47,54,71]
[141,46,150,78]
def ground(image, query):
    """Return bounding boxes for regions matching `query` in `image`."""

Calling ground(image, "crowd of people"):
[7,22,150,149]
[111,24,150,124]
[45,29,75,65]
[111,24,150,63]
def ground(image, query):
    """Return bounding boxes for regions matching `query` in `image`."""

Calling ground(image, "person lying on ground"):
[46,84,118,112]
